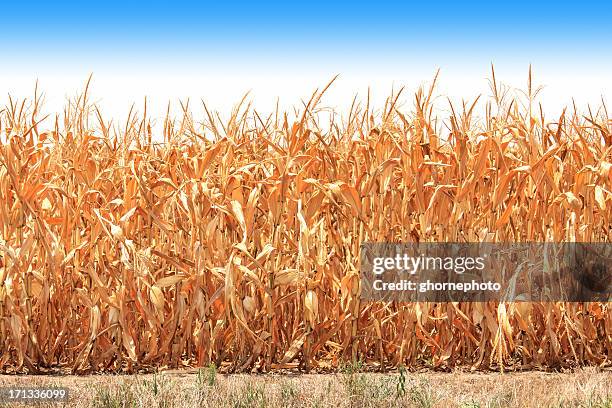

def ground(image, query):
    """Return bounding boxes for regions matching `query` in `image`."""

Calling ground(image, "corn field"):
[0,73,611,373]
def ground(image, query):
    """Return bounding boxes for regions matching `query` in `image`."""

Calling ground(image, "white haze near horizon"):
[1,60,611,139]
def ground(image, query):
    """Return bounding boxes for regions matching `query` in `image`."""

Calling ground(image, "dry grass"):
[0,69,610,374]
[0,368,611,407]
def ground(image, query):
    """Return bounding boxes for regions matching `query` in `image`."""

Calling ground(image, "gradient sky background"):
[1,1,611,123]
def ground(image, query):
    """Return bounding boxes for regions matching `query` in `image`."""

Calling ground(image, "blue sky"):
[1,1,611,120]
[2,1,611,57]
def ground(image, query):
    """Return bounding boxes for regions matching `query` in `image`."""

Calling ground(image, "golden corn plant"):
[0,71,610,373]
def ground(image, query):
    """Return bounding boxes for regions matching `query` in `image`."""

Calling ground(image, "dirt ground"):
[0,367,610,407]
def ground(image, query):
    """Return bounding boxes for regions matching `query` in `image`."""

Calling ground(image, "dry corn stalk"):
[0,72,610,373]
